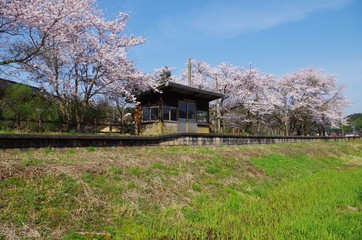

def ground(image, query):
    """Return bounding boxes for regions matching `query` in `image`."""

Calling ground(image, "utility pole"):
[188,58,192,86]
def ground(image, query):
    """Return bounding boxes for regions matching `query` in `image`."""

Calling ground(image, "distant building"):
[136,82,223,135]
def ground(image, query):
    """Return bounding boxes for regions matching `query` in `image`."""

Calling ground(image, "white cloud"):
[158,0,352,38]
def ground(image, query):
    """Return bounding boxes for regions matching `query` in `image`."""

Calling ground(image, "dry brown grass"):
[0,145,266,212]
[1,141,359,181]
[1,140,361,239]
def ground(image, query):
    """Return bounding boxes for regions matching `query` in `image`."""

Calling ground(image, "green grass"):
[0,140,361,239]
[124,168,361,239]
[250,153,343,179]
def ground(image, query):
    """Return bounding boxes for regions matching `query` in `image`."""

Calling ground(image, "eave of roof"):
[139,81,224,102]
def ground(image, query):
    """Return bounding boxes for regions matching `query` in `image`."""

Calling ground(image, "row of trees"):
[0,84,55,132]
[167,60,350,136]
[0,1,351,135]
[344,113,362,136]
[0,83,135,133]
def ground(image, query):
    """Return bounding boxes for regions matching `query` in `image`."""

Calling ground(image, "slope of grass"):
[0,140,361,239]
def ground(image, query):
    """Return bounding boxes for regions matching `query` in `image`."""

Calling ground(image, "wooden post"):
[134,105,142,135]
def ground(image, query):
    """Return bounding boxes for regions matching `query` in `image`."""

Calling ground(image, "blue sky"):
[102,0,361,114]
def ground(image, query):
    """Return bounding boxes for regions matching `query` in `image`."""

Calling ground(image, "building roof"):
[0,78,55,100]
[0,78,41,92]
[139,81,224,102]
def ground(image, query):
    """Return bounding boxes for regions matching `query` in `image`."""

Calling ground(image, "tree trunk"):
[284,96,289,136]
[75,100,87,132]
[16,113,21,130]
[216,100,221,133]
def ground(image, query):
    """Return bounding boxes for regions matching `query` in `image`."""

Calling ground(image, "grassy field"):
[0,140,361,239]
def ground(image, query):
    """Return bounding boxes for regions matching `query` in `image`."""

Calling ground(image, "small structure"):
[136,82,223,135]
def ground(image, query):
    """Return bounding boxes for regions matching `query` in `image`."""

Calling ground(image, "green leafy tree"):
[0,84,58,132]
[345,113,362,135]
[155,66,172,85]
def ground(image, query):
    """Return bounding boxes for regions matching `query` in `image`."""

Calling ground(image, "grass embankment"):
[0,141,361,239]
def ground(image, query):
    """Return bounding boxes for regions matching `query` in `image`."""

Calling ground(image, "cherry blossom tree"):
[176,60,237,132]
[176,59,275,133]
[0,0,98,68]
[174,60,349,136]
[177,59,213,89]
[153,66,174,85]
[224,70,277,134]
[273,67,350,136]
[1,0,156,131]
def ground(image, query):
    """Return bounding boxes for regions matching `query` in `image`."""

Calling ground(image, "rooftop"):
[139,81,224,102]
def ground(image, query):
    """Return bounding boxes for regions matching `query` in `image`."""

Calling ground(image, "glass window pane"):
[150,107,159,120]
[170,108,177,121]
[179,101,187,119]
[187,103,196,120]
[142,107,150,121]
[163,106,170,121]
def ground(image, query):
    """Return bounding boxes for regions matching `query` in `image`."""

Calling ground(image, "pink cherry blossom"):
[1,0,156,131]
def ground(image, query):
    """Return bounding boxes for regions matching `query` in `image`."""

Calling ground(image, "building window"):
[187,102,196,120]
[178,101,187,119]
[178,101,196,120]
[142,106,159,121]
[163,106,177,121]
[197,111,208,124]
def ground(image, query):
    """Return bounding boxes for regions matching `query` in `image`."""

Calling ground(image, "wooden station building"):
[136,82,223,135]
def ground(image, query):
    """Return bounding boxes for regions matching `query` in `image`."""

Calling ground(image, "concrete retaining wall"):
[0,133,359,149]
[157,134,358,146]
